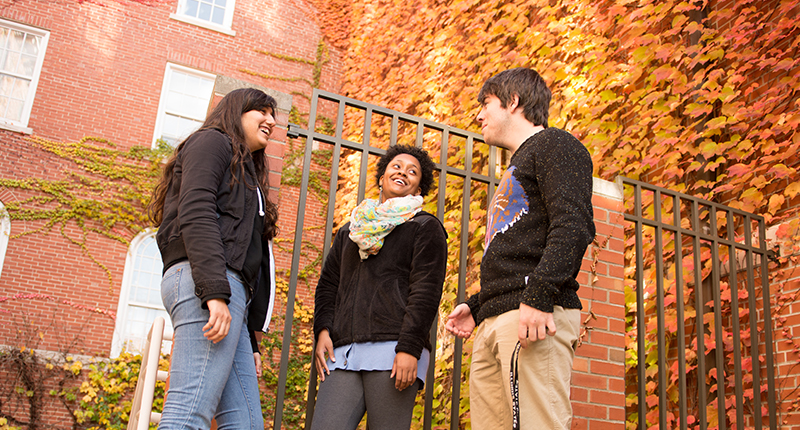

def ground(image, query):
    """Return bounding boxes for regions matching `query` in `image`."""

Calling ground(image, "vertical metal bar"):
[692,200,707,430]
[423,128,448,430]
[726,211,744,429]
[451,172,471,430]
[653,190,668,430]
[454,133,474,430]
[673,195,688,430]
[487,145,498,205]
[305,99,351,430]
[276,93,320,430]
[709,206,727,430]
[634,184,647,430]
[743,216,761,430]
[758,219,777,430]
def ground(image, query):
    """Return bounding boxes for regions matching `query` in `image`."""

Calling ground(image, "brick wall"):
[0,0,343,354]
[768,218,800,429]
[570,177,626,429]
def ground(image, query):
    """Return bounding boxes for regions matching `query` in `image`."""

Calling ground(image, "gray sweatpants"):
[309,369,421,430]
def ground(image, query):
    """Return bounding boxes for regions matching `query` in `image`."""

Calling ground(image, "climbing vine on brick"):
[0,137,171,289]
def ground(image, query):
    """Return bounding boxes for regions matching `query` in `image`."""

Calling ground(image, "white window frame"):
[111,229,173,357]
[151,63,216,148]
[0,19,50,134]
[170,0,237,36]
[0,201,9,278]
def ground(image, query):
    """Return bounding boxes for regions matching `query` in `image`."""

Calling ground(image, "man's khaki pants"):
[469,306,580,430]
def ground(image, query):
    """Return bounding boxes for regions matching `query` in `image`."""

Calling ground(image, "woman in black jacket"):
[311,145,448,430]
[148,88,279,429]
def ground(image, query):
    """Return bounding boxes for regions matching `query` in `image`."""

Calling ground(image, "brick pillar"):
[571,177,626,429]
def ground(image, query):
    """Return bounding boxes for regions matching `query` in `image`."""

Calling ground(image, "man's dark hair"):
[375,144,436,197]
[478,68,551,128]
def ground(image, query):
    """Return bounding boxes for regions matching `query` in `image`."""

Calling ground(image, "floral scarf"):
[348,195,424,259]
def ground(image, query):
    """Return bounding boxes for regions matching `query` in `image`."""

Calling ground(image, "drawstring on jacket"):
[257,186,265,216]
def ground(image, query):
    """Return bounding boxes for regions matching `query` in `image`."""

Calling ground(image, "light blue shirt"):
[327,341,430,384]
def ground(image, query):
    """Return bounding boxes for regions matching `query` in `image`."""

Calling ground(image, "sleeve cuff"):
[465,295,480,325]
[522,282,555,313]
[395,338,423,360]
[250,330,260,353]
[199,293,231,309]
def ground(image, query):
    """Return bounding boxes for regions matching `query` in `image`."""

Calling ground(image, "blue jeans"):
[158,261,264,430]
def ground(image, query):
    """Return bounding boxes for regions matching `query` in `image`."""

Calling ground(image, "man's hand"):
[203,299,231,343]
[445,303,476,339]
[314,329,335,381]
[391,352,418,391]
[518,303,556,348]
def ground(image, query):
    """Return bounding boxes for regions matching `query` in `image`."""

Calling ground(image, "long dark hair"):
[148,88,279,239]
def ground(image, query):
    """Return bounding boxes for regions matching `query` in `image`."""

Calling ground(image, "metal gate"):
[268,89,780,429]
[279,89,495,429]
[622,177,777,429]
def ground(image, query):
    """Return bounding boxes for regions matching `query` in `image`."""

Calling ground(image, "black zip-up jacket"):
[313,211,447,359]
[156,129,275,346]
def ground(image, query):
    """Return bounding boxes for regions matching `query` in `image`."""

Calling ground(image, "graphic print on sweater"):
[485,166,529,249]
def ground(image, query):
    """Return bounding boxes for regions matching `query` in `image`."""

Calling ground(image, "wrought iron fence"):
[621,177,777,430]
[281,88,495,429]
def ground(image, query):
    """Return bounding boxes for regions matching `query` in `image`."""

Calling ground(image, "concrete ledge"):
[592,176,623,201]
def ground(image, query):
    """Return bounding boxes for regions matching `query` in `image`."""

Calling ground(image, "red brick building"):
[0,0,342,357]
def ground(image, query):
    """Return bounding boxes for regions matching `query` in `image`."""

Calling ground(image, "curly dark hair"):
[375,144,436,197]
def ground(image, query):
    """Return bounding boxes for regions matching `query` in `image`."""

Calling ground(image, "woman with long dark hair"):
[311,145,447,430]
[148,88,279,429]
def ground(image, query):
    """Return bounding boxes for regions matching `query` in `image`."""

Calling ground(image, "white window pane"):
[185,96,209,119]
[162,113,203,143]
[20,54,35,76]
[0,75,13,96]
[12,78,28,99]
[211,6,225,25]
[149,289,161,306]
[135,288,148,303]
[165,89,185,115]
[0,96,7,116]
[171,70,188,91]
[183,0,199,18]
[3,51,18,74]
[22,34,39,56]
[215,0,227,6]
[165,71,213,121]
[8,30,23,51]
[6,98,22,122]
[198,2,212,21]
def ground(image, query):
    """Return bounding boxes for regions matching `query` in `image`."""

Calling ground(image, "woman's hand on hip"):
[391,352,418,391]
[254,352,262,378]
[203,298,231,343]
[315,329,335,381]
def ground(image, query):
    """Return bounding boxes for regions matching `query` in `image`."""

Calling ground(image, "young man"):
[445,68,595,429]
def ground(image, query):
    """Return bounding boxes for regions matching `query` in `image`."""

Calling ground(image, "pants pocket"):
[161,263,186,315]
